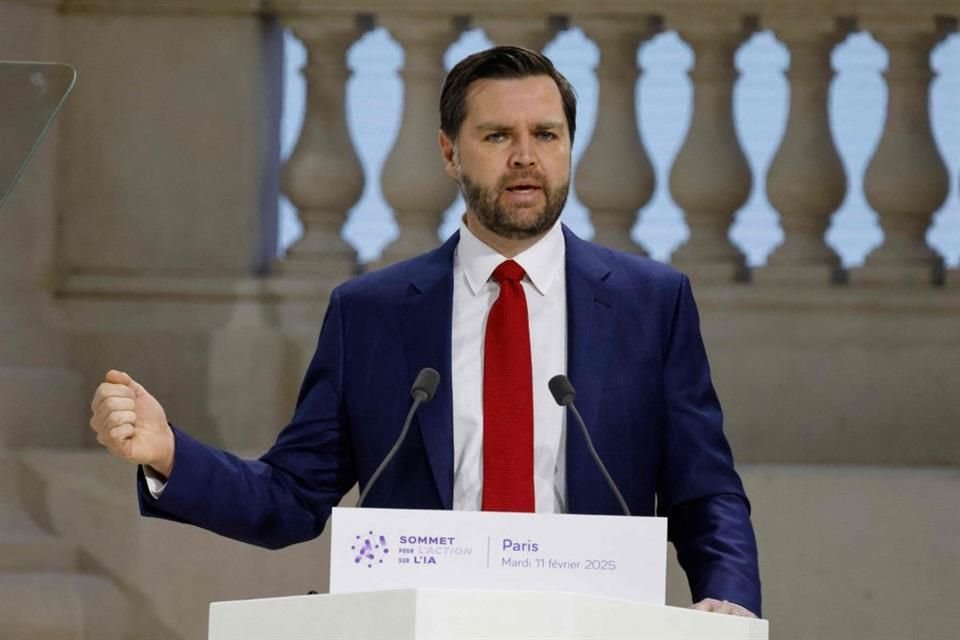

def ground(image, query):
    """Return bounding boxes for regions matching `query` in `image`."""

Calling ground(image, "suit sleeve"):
[137,288,357,549]
[656,275,762,616]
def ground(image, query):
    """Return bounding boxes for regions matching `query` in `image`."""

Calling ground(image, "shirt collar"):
[457,216,565,297]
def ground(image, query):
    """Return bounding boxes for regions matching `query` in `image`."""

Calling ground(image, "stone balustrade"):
[266,0,958,289]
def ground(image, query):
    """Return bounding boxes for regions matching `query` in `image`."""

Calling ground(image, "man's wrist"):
[149,426,176,479]
[146,463,170,481]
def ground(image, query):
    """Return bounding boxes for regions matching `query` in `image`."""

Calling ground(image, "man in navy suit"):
[90,46,760,617]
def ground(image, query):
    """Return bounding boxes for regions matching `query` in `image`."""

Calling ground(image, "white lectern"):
[209,589,768,640]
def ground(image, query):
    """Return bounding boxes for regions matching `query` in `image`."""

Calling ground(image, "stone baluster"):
[850,18,951,287]
[479,15,560,50]
[755,17,848,286]
[376,15,460,268]
[278,16,366,281]
[574,18,656,253]
[667,18,754,284]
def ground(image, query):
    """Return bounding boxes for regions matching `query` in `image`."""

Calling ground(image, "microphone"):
[356,368,440,508]
[548,374,631,516]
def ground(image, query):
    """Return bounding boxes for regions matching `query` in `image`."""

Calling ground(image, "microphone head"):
[410,367,441,402]
[548,374,576,406]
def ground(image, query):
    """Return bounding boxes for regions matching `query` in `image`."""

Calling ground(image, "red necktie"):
[482,260,535,512]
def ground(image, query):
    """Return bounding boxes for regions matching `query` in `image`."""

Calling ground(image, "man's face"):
[440,75,572,241]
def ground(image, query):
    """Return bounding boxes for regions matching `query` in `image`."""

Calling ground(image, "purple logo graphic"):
[351,531,390,568]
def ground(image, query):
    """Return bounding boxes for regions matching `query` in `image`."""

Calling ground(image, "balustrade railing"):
[271,1,958,288]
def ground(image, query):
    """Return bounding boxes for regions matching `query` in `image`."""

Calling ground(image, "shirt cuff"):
[142,465,167,498]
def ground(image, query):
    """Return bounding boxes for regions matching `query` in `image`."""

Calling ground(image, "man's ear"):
[438,129,459,179]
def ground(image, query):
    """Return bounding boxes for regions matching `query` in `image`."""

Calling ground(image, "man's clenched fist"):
[89,370,175,478]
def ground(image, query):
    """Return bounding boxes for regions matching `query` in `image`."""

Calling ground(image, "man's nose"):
[509,135,537,169]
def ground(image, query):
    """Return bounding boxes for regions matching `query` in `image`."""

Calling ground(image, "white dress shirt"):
[147,220,569,511]
[451,219,567,513]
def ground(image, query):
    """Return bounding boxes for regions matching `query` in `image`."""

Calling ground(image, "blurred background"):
[1,1,957,638]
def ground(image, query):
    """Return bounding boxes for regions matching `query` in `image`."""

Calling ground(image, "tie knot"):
[492,260,526,284]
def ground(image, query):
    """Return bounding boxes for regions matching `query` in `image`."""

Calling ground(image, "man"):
[90,46,760,617]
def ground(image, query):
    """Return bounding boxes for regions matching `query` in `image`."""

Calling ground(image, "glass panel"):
[0,62,76,211]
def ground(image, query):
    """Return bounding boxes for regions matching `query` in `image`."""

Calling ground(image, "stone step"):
[0,572,131,640]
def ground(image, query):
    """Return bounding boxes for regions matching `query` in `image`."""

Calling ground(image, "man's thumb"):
[105,369,148,398]
[105,369,132,386]
[130,380,149,398]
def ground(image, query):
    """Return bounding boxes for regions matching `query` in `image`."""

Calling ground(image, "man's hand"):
[691,598,757,618]
[90,370,175,478]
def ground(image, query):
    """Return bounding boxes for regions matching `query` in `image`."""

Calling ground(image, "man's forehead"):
[462,76,565,121]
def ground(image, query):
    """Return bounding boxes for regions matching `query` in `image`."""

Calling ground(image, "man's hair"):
[440,46,577,144]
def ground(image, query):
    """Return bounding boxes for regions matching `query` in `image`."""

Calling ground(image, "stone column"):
[375,15,459,268]
[668,18,754,284]
[755,17,848,286]
[278,16,366,281]
[850,19,950,287]
[574,18,656,253]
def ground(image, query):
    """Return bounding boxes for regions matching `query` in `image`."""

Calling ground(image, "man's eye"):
[485,132,507,142]
[536,131,558,141]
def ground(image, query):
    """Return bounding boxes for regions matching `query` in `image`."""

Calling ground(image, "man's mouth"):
[504,183,542,193]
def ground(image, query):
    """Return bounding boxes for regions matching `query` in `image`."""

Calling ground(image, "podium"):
[210,509,766,639]
[209,589,769,639]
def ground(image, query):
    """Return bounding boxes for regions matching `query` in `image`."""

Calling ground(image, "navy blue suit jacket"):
[139,226,761,614]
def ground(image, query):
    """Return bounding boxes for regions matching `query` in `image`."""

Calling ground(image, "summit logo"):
[350,531,390,568]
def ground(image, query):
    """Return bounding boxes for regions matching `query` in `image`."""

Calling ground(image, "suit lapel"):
[563,226,616,513]
[398,232,459,510]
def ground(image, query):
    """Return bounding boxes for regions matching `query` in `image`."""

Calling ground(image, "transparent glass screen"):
[0,62,76,211]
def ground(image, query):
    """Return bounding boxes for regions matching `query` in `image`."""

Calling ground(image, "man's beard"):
[458,169,569,240]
